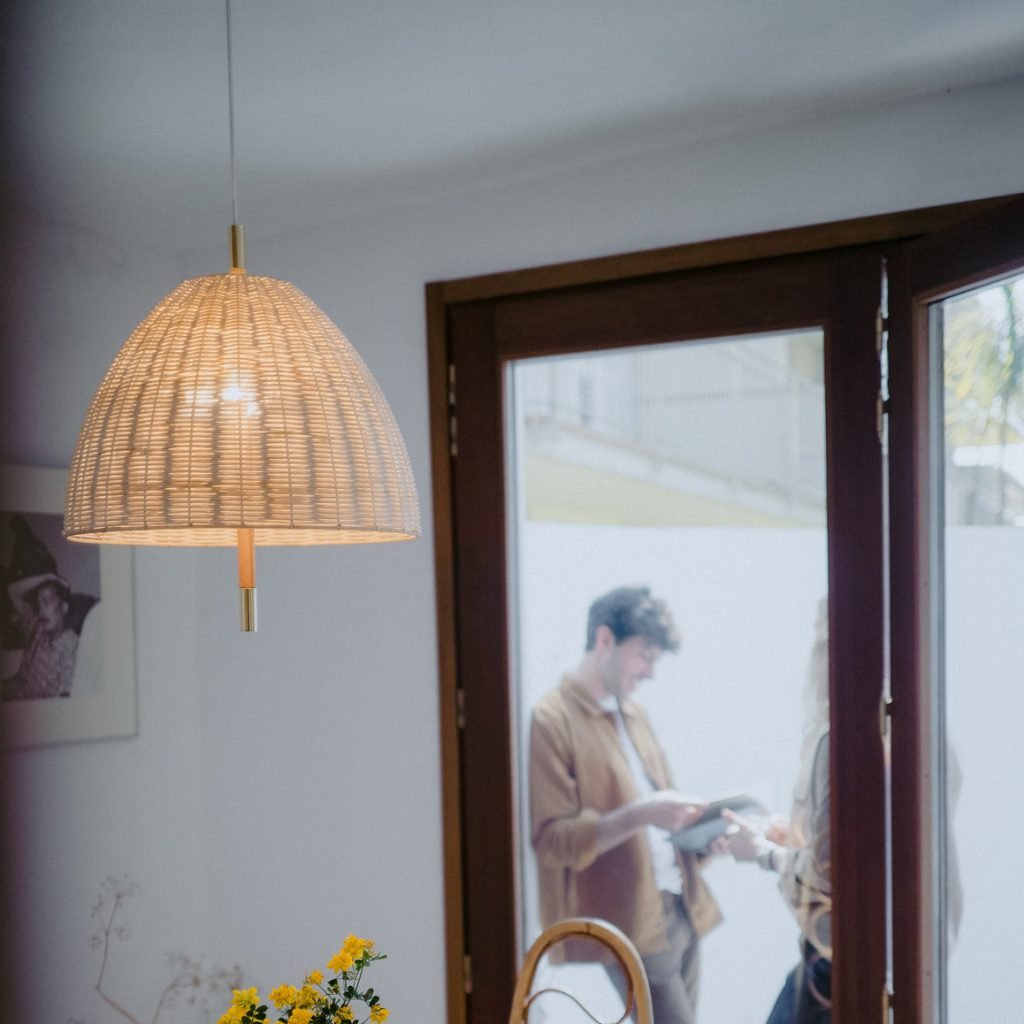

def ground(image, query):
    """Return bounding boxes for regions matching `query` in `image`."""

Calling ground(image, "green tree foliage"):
[944,276,1024,521]
[944,277,1023,447]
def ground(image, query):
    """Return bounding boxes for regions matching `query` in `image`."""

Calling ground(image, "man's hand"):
[638,790,706,833]
[595,790,706,855]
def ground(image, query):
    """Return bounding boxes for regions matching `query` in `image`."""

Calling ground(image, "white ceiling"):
[6,0,1024,248]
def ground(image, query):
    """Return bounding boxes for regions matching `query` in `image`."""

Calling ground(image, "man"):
[529,585,720,1024]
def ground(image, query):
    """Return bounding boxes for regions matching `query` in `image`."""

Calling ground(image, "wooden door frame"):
[887,196,1024,1023]
[426,195,1016,1024]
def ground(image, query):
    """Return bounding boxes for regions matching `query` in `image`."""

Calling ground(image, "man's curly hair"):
[584,585,680,653]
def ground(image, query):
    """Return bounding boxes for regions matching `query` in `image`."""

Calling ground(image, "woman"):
[2,572,80,701]
[726,597,831,1024]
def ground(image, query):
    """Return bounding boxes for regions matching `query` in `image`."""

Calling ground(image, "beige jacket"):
[529,674,721,961]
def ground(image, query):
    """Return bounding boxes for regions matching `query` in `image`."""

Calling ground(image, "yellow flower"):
[370,1005,389,1023]
[328,934,374,973]
[335,1007,355,1023]
[306,969,324,985]
[345,934,374,960]
[269,984,300,1009]
[232,987,260,1008]
[327,948,354,973]
[287,1010,314,1024]
[295,985,319,1008]
[217,988,257,1024]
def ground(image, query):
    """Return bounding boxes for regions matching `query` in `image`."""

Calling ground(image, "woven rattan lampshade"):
[64,269,420,547]
[64,3,418,630]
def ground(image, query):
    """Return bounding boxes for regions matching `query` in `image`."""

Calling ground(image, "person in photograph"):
[1,514,97,702]
[529,585,721,1024]
[3,573,78,700]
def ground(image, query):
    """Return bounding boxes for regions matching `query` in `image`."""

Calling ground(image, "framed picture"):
[0,465,136,748]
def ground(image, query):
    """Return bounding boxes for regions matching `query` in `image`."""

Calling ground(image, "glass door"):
[888,198,1024,1023]
[506,329,830,1023]
[444,246,888,1023]
[940,271,1024,1020]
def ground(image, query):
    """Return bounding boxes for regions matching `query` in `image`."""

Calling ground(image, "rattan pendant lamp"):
[63,0,419,632]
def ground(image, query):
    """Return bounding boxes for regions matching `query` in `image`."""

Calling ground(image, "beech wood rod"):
[238,527,257,632]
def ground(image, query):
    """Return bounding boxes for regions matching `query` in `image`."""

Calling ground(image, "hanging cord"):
[225,0,245,270]
[225,0,239,226]
[225,0,253,630]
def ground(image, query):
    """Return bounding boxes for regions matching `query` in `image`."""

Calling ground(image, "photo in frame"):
[0,465,136,748]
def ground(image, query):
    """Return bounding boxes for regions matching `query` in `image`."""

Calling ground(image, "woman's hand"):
[722,809,774,863]
[764,815,793,846]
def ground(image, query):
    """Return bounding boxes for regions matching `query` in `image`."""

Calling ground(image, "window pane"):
[941,272,1024,1020]
[507,330,832,1022]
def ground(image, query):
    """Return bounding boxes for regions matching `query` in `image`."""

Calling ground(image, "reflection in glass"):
[507,331,830,1022]
[940,273,1023,1020]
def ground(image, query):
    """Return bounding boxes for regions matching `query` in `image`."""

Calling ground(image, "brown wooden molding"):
[429,195,1014,304]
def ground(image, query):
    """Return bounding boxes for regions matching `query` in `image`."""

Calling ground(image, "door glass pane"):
[939,271,1024,1020]
[506,330,832,1022]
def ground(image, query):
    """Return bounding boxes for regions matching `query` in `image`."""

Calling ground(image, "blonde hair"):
[795,595,829,800]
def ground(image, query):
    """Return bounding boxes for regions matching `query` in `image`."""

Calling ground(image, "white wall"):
[2,76,1023,1022]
